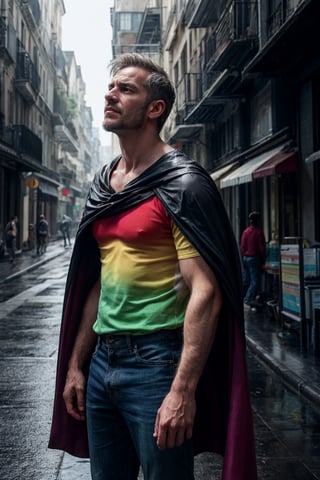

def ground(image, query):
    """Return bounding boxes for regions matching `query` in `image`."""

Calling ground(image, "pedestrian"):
[49,53,257,479]
[5,215,18,264]
[37,214,49,255]
[60,214,72,247]
[240,211,267,310]
[28,223,35,251]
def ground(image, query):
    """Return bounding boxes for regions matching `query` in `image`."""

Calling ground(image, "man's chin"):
[102,122,117,133]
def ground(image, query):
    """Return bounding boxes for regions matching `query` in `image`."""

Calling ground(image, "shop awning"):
[253,151,297,178]
[39,181,59,198]
[210,162,238,182]
[220,146,283,189]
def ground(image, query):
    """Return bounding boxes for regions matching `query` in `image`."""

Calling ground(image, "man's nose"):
[105,88,117,102]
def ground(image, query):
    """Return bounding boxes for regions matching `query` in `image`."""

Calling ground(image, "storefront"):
[220,145,298,243]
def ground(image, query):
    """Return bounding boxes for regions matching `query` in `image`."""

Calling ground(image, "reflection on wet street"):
[249,350,320,479]
[0,250,319,479]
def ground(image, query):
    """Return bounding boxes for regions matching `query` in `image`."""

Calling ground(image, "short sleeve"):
[171,220,200,260]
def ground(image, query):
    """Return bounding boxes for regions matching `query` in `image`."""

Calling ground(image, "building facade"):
[0,0,99,248]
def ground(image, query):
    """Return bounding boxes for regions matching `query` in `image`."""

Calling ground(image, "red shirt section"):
[240,225,266,258]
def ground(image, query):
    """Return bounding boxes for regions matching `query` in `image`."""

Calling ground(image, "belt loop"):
[126,335,134,352]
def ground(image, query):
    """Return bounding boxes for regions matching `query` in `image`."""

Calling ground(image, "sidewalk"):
[0,240,70,283]
[245,306,320,408]
[1,243,320,409]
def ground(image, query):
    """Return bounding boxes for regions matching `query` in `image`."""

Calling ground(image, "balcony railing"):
[176,70,231,121]
[267,0,303,38]
[15,42,40,101]
[2,125,42,163]
[53,91,69,125]
[176,73,203,118]
[54,124,79,155]
[204,1,258,71]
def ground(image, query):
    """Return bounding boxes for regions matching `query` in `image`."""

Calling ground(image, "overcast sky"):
[62,0,114,146]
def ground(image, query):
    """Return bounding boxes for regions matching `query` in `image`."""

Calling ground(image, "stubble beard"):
[103,102,150,134]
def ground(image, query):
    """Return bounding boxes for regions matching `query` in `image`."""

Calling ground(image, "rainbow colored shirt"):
[91,196,199,335]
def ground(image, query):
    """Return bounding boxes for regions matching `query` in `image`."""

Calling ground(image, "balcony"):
[59,163,76,183]
[169,123,204,145]
[245,0,318,74]
[0,17,17,63]
[53,90,69,125]
[21,0,41,30]
[174,69,241,124]
[204,1,258,73]
[2,125,42,168]
[54,125,79,155]
[184,0,222,28]
[176,73,202,120]
[267,0,306,38]
[15,45,40,103]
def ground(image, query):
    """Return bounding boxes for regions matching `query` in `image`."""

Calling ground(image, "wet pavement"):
[0,243,320,479]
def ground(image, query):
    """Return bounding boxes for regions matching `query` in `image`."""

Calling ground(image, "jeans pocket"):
[134,338,182,366]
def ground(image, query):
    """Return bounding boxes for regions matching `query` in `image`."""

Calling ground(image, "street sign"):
[27,177,39,189]
[61,187,70,196]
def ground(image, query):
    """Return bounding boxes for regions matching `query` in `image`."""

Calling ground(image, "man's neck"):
[109,131,174,192]
[117,133,173,174]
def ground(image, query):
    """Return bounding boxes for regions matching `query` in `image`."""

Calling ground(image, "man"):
[49,54,257,479]
[37,214,49,255]
[60,214,72,247]
[240,211,266,310]
[5,215,18,264]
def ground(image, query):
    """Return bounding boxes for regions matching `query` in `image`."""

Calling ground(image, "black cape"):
[49,151,257,480]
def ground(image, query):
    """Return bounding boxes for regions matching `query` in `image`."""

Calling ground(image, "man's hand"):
[63,368,86,421]
[153,389,196,449]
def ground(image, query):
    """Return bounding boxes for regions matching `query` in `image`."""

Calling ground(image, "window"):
[250,83,272,145]
[117,12,142,32]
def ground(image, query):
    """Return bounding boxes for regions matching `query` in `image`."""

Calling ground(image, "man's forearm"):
[68,279,100,370]
[63,279,101,420]
[171,284,221,394]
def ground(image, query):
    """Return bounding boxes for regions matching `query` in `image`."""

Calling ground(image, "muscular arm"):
[63,279,100,421]
[154,255,222,449]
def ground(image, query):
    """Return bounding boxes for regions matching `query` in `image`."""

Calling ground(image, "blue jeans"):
[86,329,194,480]
[243,256,260,304]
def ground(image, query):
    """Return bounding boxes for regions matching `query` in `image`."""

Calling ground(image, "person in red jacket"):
[240,211,266,308]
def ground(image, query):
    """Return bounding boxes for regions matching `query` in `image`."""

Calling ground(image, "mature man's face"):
[103,67,151,134]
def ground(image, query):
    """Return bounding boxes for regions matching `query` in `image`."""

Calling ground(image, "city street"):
[0,249,319,479]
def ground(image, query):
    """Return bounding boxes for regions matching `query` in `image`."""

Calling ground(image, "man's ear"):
[147,99,166,120]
